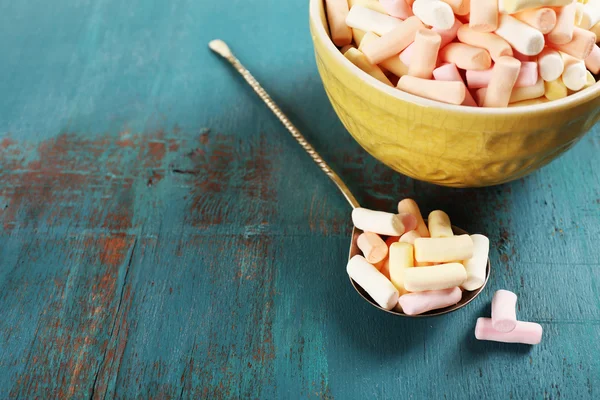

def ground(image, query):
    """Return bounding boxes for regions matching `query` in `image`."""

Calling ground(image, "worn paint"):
[0,0,599,399]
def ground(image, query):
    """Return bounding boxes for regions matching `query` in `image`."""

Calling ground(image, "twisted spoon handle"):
[209,39,360,209]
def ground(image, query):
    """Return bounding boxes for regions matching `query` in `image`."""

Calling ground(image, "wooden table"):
[1,1,598,398]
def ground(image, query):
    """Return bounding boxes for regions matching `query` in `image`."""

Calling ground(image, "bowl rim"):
[309,0,600,116]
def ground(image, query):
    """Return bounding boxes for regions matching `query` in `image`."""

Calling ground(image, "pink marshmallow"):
[379,0,413,19]
[491,290,518,333]
[398,287,462,316]
[432,63,478,107]
[466,62,538,89]
[475,318,543,345]
[399,19,462,65]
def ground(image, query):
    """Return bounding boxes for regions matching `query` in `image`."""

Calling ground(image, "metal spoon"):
[209,39,490,317]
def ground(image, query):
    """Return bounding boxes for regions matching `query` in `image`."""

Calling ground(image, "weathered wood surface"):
[0,0,598,398]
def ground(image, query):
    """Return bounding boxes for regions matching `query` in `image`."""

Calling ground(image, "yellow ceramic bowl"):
[309,0,600,187]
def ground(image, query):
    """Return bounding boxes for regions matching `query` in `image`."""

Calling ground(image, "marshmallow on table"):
[347,255,400,310]
[397,76,466,104]
[439,42,493,70]
[359,32,410,77]
[397,199,430,238]
[585,44,600,73]
[352,207,407,236]
[344,48,393,86]
[500,0,571,13]
[495,14,545,56]
[538,48,565,81]
[476,76,545,105]
[562,53,588,91]
[380,0,414,19]
[468,60,537,89]
[433,63,478,106]
[548,1,578,45]
[408,29,442,79]
[475,318,543,345]
[428,210,454,238]
[412,0,456,30]
[389,242,414,294]
[414,234,474,263]
[470,0,498,32]
[491,290,518,333]
[456,25,513,62]
[461,234,490,291]
[549,27,596,60]
[346,5,403,36]
[513,7,557,34]
[398,287,463,316]
[361,16,425,64]
[326,0,353,46]
[404,263,467,291]
[440,0,471,16]
[544,78,568,100]
[357,232,388,264]
[400,19,462,65]
[348,0,388,14]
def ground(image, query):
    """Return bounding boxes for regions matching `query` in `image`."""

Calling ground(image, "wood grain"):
[0,0,599,398]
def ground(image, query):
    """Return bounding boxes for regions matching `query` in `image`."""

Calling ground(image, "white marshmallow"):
[495,14,545,56]
[351,208,406,236]
[537,48,565,82]
[581,2,600,30]
[461,234,490,291]
[346,5,403,36]
[562,54,587,91]
[347,255,400,310]
[412,0,456,30]
[491,290,518,333]
[398,287,462,316]
[404,263,467,292]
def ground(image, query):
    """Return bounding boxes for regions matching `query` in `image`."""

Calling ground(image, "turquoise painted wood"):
[0,0,599,398]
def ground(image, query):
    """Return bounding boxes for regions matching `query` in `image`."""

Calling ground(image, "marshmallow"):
[346,5,403,36]
[468,60,537,89]
[475,318,543,345]
[548,1,578,45]
[397,198,430,237]
[439,42,493,70]
[348,0,388,15]
[500,0,571,14]
[347,255,400,310]
[398,287,463,315]
[514,7,557,34]
[456,25,513,62]
[470,0,499,32]
[580,1,600,29]
[491,290,518,333]
[476,76,545,104]
[357,232,389,264]
[561,53,588,91]
[538,48,565,81]
[433,63,479,106]
[414,234,475,263]
[341,44,356,54]
[397,75,467,104]
[389,242,414,294]
[589,21,600,42]
[549,27,596,59]
[326,0,353,46]
[461,234,490,291]
[344,48,393,86]
[351,207,407,236]
[399,230,422,244]
[380,0,414,19]
[352,28,368,46]
[412,0,456,30]
[404,263,467,291]
[400,19,462,65]
[361,16,425,64]
[408,29,442,78]
[495,14,545,56]
[440,0,471,16]
[508,97,549,106]
[544,78,568,100]
[584,69,596,88]
[428,210,454,238]
[359,31,410,77]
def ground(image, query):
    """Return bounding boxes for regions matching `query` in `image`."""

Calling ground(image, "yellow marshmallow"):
[544,79,568,100]
[414,235,475,263]
[389,242,414,295]
[428,210,454,238]
[404,263,467,292]
[344,48,393,86]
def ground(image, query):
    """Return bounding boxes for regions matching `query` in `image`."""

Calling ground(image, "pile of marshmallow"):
[347,199,489,315]
[325,0,600,107]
